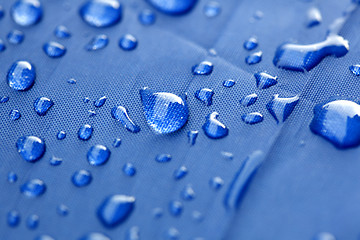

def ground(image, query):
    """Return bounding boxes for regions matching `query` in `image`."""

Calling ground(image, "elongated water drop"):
[7,30,24,44]
[8,172,18,183]
[34,235,55,240]
[87,145,111,166]
[119,34,138,51]
[156,154,172,163]
[0,6,4,20]
[188,130,198,145]
[223,79,235,88]
[94,96,107,107]
[313,232,336,240]
[16,136,45,162]
[173,166,188,180]
[240,93,257,107]
[243,37,258,51]
[72,170,92,187]
[169,200,183,217]
[67,78,76,84]
[113,138,121,147]
[241,112,263,125]
[111,106,140,133]
[140,87,189,134]
[0,39,5,52]
[27,214,39,230]
[245,51,262,65]
[139,9,156,25]
[54,25,71,38]
[11,0,43,26]
[34,97,54,116]
[43,41,66,58]
[307,7,322,28]
[85,34,109,51]
[202,112,229,139]
[267,94,299,123]
[192,61,213,75]
[21,179,46,197]
[349,64,360,76]
[49,156,62,166]
[1,96,9,103]
[78,124,93,141]
[7,60,36,91]
[10,109,21,120]
[146,0,197,15]
[79,233,111,240]
[7,210,20,227]
[97,194,135,228]
[221,151,234,161]
[254,72,278,89]
[195,88,214,106]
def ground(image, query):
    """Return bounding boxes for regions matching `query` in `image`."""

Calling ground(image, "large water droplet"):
[21,179,46,197]
[192,61,213,75]
[79,233,111,240]
[87,145,111,166]
[273,35,349,72]
[146,0,197,15]
[156,153,172,163]
[254,71,278,90]
[241,112,263,125]
[34,97,54,116]
[126,226,140,240]
[243,37,258,51]
[119,34,138,51]
[310,99,360,149]
[307,7,322,28]
[209,176,224,190]
[10,109,21,120]
[181,185,195,201]
[187,130,198,145]
[195,88,214,106]
[94,96,107,108]
[313,232,336,240]
[7,210,20,227]
[245,51,262,65]
[8,171,18,183]
[168,200,183,217]
[266,94,299,123]
[122,163,136,176]
[79,0,123,28]
[72,170,92,187]
[349,64,360,76]
[27,214,39,230]
[111,106,141,133]
[224,150,264,209]
[97,194,135,228]
[11,0,42,26]
[78,124,93,141]
[203,1,221,18]
[202,112,229,139]
[139,9,156,25]
[7,29,24,44]
[240,93,257,107]
[85,34,109,51]
[16,136,45,162]
[7,60,36,91]
[54,25,71,38]
[173,165,188,180]
[223,79,235,88]
[140,87,189,134]
[43,41,66,58]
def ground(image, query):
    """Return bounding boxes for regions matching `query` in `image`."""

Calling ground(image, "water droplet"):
[240,93,257,107]
[72,170,92,187]
[26,214,39,230]
[221,151,234,160]
[349,64,360,76]
[203,1,221,18]
[49,156,62,166]
[192,61,213,75]
[78,124,93,141]
[84,97,90,103]
[224,150,265,209]
[140,87,189,134]
[156,154,172,163]
[147,0,197,15]
[20,179,46,197]
[54,25,71,38]
[313,232,336,240]
[208,48,217,56]
[254,71,278,90]
[245,51,262,65]
[79,233,110,240]
[97,194,135,228]
[79,0,123,28]
[8,171,18,183]
[16,136,45,162]
[192,210,204,222]
[310,99,360,149]
[34,235,55,240]
[188,130,198,145]
[0,96,9,103]
[273,35,349,72]
[88,110,96,117]
[112,138,121,147]
[166,227,180,240]
[126,226,140,240]
[267,94,299,123]
[7,60,36,91]
[67,78,76,84]
[85,34,109,51]
[43,41,66,58]
[152,207,163,218]
[57,204,69,216]
[34,97,54,116]
[123,163,136,176]
[307,7,322,28]
[173,165,188,180]
[169,200,183,217]
[111,106,141,133]
[11,0,42,26]
[209,176,224,190]
[87,145,111,166]
[202,112,229,139]
[0,5,4,20]
[7,210,20,227]
[181,185,195,201]
[0,39,5,52]
[241,112,264,125]
[243,37,258,51]
[119,34,138,51]
[223,79,235,88]
[57,130,66,140]
[195,88,214,106]
[9,109,21,120]
[7,29,24,44]
[139,9,156,25]
[94,96,107,107]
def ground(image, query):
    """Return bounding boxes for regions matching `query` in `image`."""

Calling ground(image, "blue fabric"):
[0,0,359,239]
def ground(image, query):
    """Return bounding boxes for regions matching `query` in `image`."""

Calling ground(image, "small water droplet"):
[94,96,107,107]
[34,97,54,116]
[72,170,92,187]
[208,48,217,56]
[21,179,46,197]
[7,60,36,91]
[152,207,163,218]
[349,64,360,76]
[79,233,110,240]
[78,124,93,141]
[57,130,66,140]
[203,1,221,18]
[0,5,4,20]
[192,61,213,75]
[97,194,135,228]
[112,138,121,147]
[57,204,69,216]
[0,38,5,52]
[173,165,188,180]
[126,226,140,240]
[192,210,204,222]
[67,78,76,84]
[202,112,229,139]
[254,71,278,89]
[16,136,45,162]
[156,154,172,163]
[243,37,258,51]
[245,51,262,65]
[54,25,71,38]
[140,87,189,134]
[43,41,66,58]
[307,7,322,28]
[273,35,349,72]
[221,151,233,161]
[85,34,109,51]
[88,110,96,117]
[7,29,24,44]
[123,163,136,176]
[181,185,195,201]
[240,93,258,107]
[313,232,336,240]
[223,79,235,88]
[187,130,198,145]
[195,88,214,106]
[83,97,90,103]
[147,0,197,15]
[8,171,18,183]
[49,156,62,166]
[87,145,111,166]
[209,176,224,190]
[119,34,138,51]
[267,94,299,123]
[9,109,21,120]
[11,0,42,26]
[241,112,264,125]
[79,0,123,28]
[166,227,180,240]
[7,210,20,227]
[26,214,39,230]
[169,200,183,217]
[111,106,141,133]
[139,9,156,25]
[0,96,9,103]
[34,235,55,240]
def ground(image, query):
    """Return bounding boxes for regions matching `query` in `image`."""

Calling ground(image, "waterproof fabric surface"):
[0,0,359,239]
